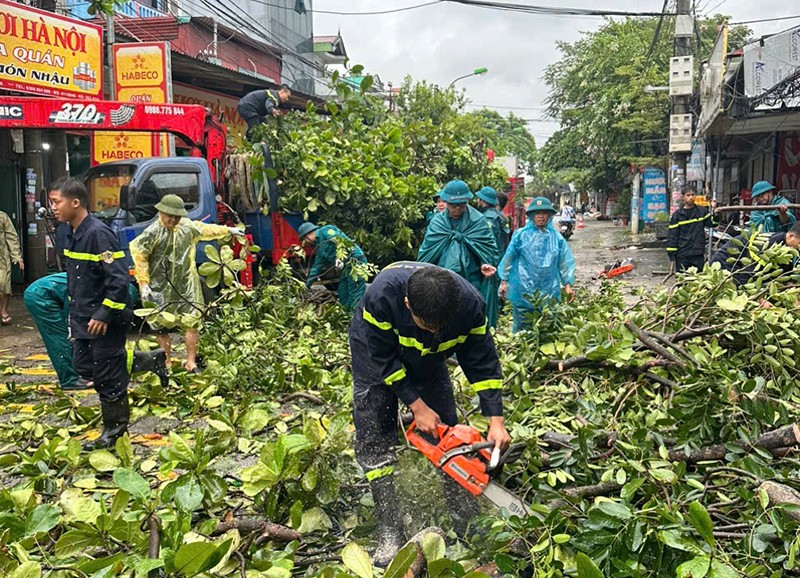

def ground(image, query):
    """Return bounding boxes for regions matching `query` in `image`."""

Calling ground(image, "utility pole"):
[105,13,116,98]
[669,0,694,212]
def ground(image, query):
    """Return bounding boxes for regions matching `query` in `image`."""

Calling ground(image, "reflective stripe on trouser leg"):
[126,348,134,375]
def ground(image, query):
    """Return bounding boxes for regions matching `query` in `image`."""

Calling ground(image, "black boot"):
[438,471,480,537]
[84,395,130,451]
[132,349,168,386]
[370,475,406,568]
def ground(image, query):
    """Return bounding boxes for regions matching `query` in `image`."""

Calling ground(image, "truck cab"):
[83,157,219,270]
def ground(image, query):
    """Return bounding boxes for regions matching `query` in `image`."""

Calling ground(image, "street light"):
[448,67,489,89]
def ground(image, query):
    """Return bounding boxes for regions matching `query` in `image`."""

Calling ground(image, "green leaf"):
[113,468,151,501]
[596,500,632,520]
[174,474,204,512]
[677,556,711,578]
[55,529,100,558]
[659,530,704,554]
[198,261,219,277]
[687,501,715,548]
[421,532,446,563]
[89,449,120,472]
[341,542,373,578]
[25,504,59,537]
[383,543,418,578]
[709,560,739,578]
[115,433,134,467]
[60,489,101,524]
[173,539,232,577]
[576,552,605,578]
[717,295,747,311]
[10,561,41,578]
[168,432,196,464]
[297,507,332,533]
[204,244,221,263]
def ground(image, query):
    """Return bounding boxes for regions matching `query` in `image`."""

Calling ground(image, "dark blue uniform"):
[236,89,281,139]
[667,206,715,271]
[64,215,131,402]
[349,261,503,481]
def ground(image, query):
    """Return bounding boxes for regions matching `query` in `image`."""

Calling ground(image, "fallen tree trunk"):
[668,424,800,463]
[212,516,301,543]
[548,481,622,509]
[401,527,446,578]
[758,481,800,523]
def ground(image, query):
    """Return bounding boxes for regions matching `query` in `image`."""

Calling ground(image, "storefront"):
[0,0,103,280]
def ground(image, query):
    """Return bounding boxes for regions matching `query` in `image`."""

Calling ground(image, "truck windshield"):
[84,165,135,219]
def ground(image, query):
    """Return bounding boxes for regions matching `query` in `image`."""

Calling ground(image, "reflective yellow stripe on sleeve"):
[365,465,395,481]
[470,322,488,335]
[64,250,125,261]
[363,309,392,331]
[471,379,503,392]
[64,250,102,261]
[668,215,710,229]
[666,248,678,252]
[385,367,406,386]
[102,298,126,310]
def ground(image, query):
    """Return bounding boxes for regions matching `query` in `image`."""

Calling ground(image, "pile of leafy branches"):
[248,68,508,266]
[472,241,800,577]
[3,241,800,577]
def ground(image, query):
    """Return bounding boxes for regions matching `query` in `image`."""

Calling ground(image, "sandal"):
[0,315,11,325]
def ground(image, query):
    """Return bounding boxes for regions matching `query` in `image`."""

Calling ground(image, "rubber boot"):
[370,476,406,568]
[84,395,130,451]
[132,349,168,386]
[438,471,480,537]
[62,377,94,391]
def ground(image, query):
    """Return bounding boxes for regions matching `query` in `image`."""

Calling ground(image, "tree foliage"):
[251,70,508,266]
[539,16,750,194]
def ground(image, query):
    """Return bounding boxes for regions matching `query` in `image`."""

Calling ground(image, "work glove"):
[229,227,245,237]
[140,284,153,301]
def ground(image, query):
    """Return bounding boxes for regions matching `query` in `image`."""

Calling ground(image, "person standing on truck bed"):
[298,222,368,310]
[48,177,133,450]
[237,84,292,141]
[130,195,244,373]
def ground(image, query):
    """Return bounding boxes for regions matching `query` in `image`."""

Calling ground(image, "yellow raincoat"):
[130,218,231,328]
[0,211,22,294]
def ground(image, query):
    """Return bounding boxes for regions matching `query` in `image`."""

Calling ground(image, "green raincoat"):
[480,206,510,254]
[130,218,232,329]
[417,206,500,327]
[307,224,367,310]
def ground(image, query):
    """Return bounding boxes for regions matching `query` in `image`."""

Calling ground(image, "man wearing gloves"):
[749,181,796,233]
[475,186,510,254]
[418,180,501,328]
[130,194,243,373]
[499,197,576,333]
[48,177,132,449]
[298,222,367,310]
[349,262,510,566]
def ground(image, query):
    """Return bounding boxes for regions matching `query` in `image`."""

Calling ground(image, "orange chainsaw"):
[405,421,531,518]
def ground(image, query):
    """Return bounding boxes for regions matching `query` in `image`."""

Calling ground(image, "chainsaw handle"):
[406,420,450,440]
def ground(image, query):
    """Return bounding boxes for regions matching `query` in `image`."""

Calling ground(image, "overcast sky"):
[314,0,797,146]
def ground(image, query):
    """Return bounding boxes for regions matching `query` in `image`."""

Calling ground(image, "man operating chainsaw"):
[349,261,511,566]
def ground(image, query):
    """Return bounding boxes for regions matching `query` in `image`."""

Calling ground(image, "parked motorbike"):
[560,220,574,240]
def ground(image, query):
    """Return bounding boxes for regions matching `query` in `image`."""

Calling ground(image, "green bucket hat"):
[154,194,188,217]
[440,180,474,205]
[297,222,320,239]
[751,181,777,199]
[476,186,499,206]
[526,196,556,214]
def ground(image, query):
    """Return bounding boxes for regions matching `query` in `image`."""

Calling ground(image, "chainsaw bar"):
[483,481,532,518]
